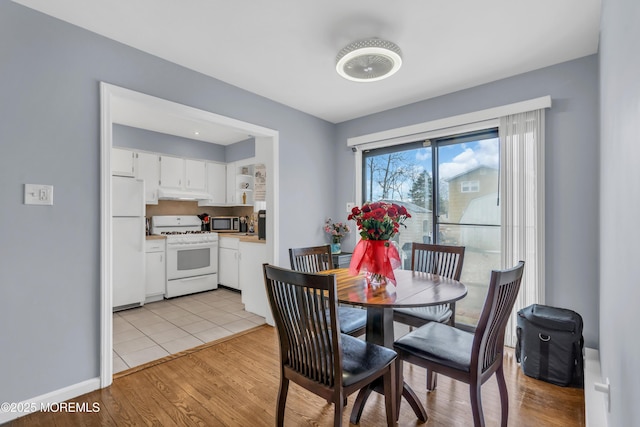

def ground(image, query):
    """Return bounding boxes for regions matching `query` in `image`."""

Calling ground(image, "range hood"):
[157,188,211,201]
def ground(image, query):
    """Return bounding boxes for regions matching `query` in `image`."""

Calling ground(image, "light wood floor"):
[10,325,584,426]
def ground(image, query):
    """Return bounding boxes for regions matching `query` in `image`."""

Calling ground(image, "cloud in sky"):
[439,138,499,180]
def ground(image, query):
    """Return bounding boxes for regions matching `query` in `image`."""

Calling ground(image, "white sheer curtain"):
[500,109,545,347]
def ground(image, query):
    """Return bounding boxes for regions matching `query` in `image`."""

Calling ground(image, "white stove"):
[151,216,219,298]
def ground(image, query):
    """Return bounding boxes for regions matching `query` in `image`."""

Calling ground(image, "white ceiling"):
[14,0,601,141]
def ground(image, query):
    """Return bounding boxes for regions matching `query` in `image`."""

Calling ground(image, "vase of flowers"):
[347,201,411,286]
[324,218,350,254]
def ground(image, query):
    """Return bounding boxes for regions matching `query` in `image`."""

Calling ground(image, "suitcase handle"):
[539,333,551,342]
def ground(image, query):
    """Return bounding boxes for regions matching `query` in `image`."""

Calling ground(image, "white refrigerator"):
[112,176,145,309]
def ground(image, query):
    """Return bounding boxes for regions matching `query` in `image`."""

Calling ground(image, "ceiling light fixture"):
[336,38,402,82]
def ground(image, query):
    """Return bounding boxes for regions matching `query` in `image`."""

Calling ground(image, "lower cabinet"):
[239,241,268,318]
[218,237,240,290]
[145,239,166,303]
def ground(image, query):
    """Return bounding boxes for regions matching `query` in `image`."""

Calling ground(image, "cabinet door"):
[218,247,239,289]
[136,152,160,204]
[206,162,226,204]
[239,242,268,317]
[159,155,184,189]
[226,162,236,204]
[112,148,136,177]
[145,251,166,298]
[185,159,206,191]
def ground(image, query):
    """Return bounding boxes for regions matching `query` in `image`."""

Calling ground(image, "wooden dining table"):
[323,268,468,423]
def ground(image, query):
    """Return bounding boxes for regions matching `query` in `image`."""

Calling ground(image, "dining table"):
[323,267,468,423]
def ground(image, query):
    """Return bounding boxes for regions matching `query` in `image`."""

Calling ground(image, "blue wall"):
[599,0,640,424]
[113,124,255,162]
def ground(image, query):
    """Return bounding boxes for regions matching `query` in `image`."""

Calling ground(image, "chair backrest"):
[410,243,466,280]
[263,263,342,389]
[471,261,525,374]
[289,245,334,273]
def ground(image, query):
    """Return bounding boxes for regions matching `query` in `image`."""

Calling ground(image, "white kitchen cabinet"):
[159,155,207,193]
[159,155,184,190]
[136,152,160,204]
[112,147,136,177]
[225,161,236,204]
[239,241,268,317]
[185,159,206,191]
[205,162,226,204]
[145,239,166,303]
[218,236,240,290]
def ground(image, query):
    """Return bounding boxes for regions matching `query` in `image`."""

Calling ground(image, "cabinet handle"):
[160,255,163,262]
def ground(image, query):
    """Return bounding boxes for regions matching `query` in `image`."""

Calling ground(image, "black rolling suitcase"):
[515,304,584,387]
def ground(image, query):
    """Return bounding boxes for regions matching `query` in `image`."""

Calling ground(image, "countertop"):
[220,233,266,244]
[146,235,166,240]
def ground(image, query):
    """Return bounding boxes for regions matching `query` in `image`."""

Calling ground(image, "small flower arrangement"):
[324,218,350,243]
[347,201,411,241]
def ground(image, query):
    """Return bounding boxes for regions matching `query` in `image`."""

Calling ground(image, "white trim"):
[347,96,551,148]
[0,378,100,424]
[99,83,114,387]
[585,348,609,427]
[100,82,280,386]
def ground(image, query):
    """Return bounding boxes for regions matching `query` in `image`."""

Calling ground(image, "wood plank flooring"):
[10,325,585,426]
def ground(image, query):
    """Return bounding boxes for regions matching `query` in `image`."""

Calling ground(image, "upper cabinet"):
[185,159,206,191]
[136,152,160,204]
[159,155,184,190]
[203,162,226,205]
[159,156,206,192]
[112,147,136,177]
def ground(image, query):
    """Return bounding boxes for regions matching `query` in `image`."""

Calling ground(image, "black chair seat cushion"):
[336,306,367,335]
[394,322,473,372]
[393,305,452,323]
[341,334,397,387]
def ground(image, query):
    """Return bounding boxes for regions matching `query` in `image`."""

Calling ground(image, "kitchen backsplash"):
[146,201,256,228]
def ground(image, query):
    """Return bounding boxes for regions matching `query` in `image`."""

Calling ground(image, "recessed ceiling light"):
[336,38,402,82]
[194,131,200,135]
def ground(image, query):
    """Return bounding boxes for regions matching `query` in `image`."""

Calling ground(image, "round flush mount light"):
[336,39,402,82]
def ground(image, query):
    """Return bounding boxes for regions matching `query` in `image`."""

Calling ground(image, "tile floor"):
[113,288,265,373]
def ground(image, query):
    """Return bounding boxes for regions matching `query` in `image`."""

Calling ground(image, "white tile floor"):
[113,288,265,373]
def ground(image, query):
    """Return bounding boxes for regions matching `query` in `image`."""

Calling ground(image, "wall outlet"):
[24,184,54,205]
[346,202,356,213]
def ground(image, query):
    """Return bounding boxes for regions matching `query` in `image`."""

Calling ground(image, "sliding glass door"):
[362,128,500,327]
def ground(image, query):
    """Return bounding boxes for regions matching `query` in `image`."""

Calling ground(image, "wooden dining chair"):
[394,261,525,427]
[289,245,367,337]
[263,264,398,427]
[393,243,466,329]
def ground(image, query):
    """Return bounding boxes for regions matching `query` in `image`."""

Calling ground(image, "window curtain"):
[499,109,545,347]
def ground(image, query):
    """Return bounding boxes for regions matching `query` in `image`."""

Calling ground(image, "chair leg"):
[496,364,509,427]
[276,377,289,427]
[334,393,344,427]
[395,358,403,421]
[426,369,437,391]
[469,381,485,427]
[383,361,397,426]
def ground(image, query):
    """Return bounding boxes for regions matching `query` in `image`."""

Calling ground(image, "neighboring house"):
[445,166,499,224]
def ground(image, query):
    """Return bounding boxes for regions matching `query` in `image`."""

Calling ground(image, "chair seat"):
[394,322,473,372]
[341,334,397,387]
[336,306,367,335]
[393,304,452,323]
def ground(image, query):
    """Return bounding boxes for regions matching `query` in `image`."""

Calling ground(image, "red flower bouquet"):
[347,201,411,285]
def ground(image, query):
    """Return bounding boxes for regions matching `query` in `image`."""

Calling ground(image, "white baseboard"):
[584,348,608,427]
[0,377,101,424]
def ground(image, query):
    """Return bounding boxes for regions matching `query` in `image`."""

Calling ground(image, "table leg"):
[349,306,427,423]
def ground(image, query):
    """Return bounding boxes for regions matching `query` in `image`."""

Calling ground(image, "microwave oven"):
[210,216,239,232]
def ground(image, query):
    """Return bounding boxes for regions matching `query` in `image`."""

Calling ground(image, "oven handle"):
[175,275,215,282]
[166,242,218,250]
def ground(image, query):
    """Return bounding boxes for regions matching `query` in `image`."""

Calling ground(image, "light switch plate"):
[24,184,54,205]
[346,202,356,213]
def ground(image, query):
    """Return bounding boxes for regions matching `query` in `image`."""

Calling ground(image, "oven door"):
[166,241,218,280]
